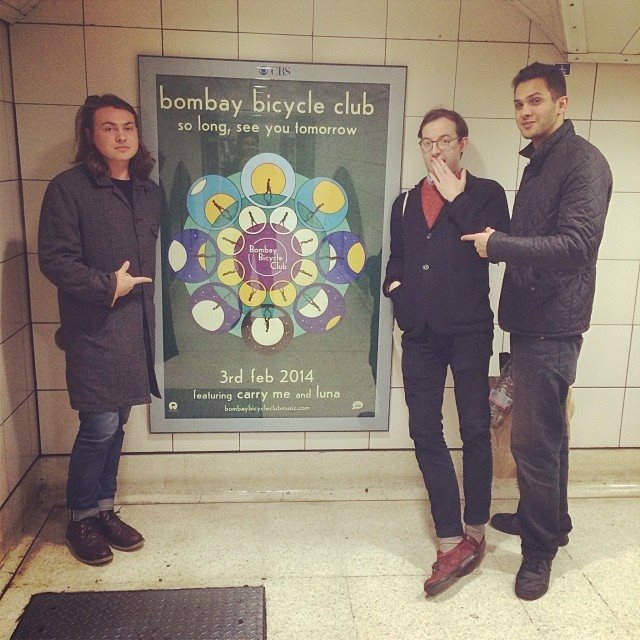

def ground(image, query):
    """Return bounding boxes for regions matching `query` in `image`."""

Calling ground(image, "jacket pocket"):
[389,284,414,332]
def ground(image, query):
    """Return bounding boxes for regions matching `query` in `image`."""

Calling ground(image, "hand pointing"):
[460,227,495,258]
[111,260,153,307]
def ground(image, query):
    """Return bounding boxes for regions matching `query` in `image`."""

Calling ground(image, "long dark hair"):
[74,94,155,180]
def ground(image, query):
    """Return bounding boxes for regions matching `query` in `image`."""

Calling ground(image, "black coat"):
[488,121,612,337]
[384,173,510,337]
[38,164,161,411]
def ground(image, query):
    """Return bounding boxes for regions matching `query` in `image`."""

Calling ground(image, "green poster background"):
[140,58,405,431]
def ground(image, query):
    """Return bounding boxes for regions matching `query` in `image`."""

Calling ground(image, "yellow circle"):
[239,280,266,307]
[217,259,244,286]
[216,228,243,256]
[269,281,297,308]
[292,259,318,286]
[251,163,286,195]
[347,242,366,273]
[313,181,345,214]
[205,193,236,225]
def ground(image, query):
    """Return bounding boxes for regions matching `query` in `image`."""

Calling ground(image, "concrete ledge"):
[36,448,640,506]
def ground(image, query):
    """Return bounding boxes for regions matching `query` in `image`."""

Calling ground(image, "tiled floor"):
[0,497,639,639]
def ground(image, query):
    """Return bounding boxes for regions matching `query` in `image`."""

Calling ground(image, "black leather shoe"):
[66,518,113,565]
[515,556,552,600]
[490,512,569,547]
[96,510,144,551]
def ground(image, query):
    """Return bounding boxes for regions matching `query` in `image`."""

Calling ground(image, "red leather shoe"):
[424,535,486,597]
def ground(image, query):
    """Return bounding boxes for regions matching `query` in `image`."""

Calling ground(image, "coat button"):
[426,233,432,239]
[422,264,430,271]
[530,286,536,291]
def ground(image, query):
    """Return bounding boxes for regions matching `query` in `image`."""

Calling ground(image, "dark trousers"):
[402,326,493,538]
[510,334,582,559]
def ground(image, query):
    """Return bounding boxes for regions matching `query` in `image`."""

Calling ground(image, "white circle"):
[168,240,188,271]
[252,317,284,346]
[299,289,328,318]
[192,299,225,331]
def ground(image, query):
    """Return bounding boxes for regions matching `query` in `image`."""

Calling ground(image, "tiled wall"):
[0,20,39,516]
[8,0,640,456]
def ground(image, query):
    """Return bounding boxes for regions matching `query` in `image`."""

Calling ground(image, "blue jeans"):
[510,335,582,559]
[402,327,493,538]
[66,407,131,522]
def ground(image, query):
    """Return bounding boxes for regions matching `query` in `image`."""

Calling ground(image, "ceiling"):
[1,0,639,64]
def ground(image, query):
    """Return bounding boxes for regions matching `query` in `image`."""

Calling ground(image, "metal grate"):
[11,586,266,640]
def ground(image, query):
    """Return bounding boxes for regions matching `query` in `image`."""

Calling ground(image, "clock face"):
[269,280,297,308]
[241,305,294,353]
[294,284,345,333]
[217,258,244,287]
[295,177,348,231]
[190,284,241,333]
[168,229,218,283]
[292,229,319,256]
[269,206,298,234]
[239,279,267,307]
[238,204,267,234]
[187,175,242,229]
[318,232,367,284]
[291,259,318,287]
[216,227,245,256]
[241,153,296,209]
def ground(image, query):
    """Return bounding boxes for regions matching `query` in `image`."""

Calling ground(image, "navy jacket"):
[384,173,510,337]
[488,120,612,337]
[39,164,161,411]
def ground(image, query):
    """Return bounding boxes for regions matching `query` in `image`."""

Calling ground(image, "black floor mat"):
[10,586,266,639]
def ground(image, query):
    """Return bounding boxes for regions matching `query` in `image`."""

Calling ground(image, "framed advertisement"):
[139,56,405,432]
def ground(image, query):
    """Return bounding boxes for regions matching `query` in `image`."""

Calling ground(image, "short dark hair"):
[512,62,567,100]
[417,107,469,140]
[74,94,155,180]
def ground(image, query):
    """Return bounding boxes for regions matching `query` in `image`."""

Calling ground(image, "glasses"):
[419,136,460,151]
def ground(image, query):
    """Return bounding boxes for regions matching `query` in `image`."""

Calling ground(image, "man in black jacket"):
[463,63,612,600]
[39,95,161,565]
[384,108,510,596]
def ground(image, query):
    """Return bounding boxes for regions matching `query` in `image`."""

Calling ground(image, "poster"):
[139,56,405,432]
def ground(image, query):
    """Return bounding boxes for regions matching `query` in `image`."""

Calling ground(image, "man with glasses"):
[383,108,510,596]
[462,62,612,600]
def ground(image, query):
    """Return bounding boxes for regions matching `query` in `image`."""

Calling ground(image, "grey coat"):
[488,120,612,337]
[39,163,161,411]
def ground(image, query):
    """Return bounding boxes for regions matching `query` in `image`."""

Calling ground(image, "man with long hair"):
[39,94,160,565]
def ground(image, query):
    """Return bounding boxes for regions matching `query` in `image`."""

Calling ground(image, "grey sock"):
[465,523,486,543]
[439,535,464,553]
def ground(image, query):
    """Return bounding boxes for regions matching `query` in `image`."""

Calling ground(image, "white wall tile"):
[569,387,624,448]
[455,42,529,119]
[0,22,13,103]
[313,38,385,65]
[32,323,66,390]
[21,180,47,254]
[387,40,457,117]
[589,121,640,193]
[162,30,238,59]
[28,254,59,323]
[0,181,22,261]
[305,430,370,450]
[38,389,75,454]
[599,193,640,261]
[314,0,386,38]
[464,118,522,191]
[627,327,640,387]
[590,260,639,325]
[2,397,36,490]
[10,25,86,105]
[238,34,312,62]
[85,27,162,108]
[84,0,161,28]
[0,257,27,343]
[121,404,172,452]
[593,64,640,122]
[0,419,9,503]
[575,325,632,387]
[636,285,640,324]
[529,22,552,44]
[0,329,30,424]
[387,0,460,40]
[401,116,425,189]
[240,431,306,451]
[239,0,312,35]
[370,388,412,449]
[173,432,240,452]
[21,0,83,24]
[571,119,591,141]
[0,102,19,181]
[15,104,77,181]
[161,0,238,31]
[620,388,640,447]
[460,0,529,42]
